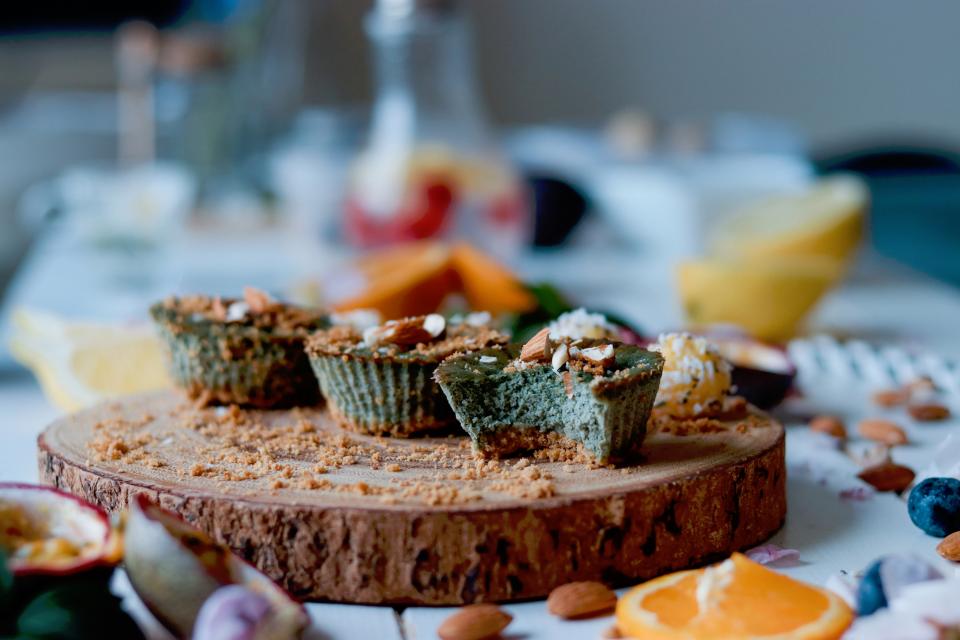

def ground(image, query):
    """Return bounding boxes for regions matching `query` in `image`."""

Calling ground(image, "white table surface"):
[2,224,960,639]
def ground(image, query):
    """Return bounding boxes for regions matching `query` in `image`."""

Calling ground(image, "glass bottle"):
[344,0,529,256]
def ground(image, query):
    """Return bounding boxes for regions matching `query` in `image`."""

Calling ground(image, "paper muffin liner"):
[437,351,663,464]
[151,306,321,408]
[307,355,453,437]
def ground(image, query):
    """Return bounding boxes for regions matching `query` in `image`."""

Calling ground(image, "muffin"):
[435,328,664,464]
[305,314,507,437]
[150,288,327,408]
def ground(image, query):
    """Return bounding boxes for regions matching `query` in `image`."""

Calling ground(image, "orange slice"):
[616,553,853,640]
[333,242,535,320]
[334,242,457,319]
[449,243,536,315]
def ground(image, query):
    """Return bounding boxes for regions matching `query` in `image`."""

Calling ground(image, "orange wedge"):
[616,553,853,640]
[333,242,535,319]
[449,243,536,315]
[334,242,456,319]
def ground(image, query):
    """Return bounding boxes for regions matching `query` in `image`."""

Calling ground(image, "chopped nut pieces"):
[562,371,574,399]
[856,462,915,492]
[858,419,908,446]
[809,415,846,439]
[243,286,276,313]
[547,581,617,619]
[363,315,446,347]
[580,344,615,368]
[551,342,569,371]
[907,402,951,422]
[872,388,908,408]
[437,603,512,640]
[936,531,960,562]
[520,327,552,362]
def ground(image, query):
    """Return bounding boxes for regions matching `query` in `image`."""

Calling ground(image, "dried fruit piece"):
[547,581,617,619]
[936,531,960,562]
[857,462,915,492]
[809,415,846,439]
[437,603,512,640]
[872,388,908,407]
[907,403,951,422]
[520,327,552,363]
[858,419,908,446]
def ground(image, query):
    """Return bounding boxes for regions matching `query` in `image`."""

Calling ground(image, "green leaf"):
[17,581,144,640]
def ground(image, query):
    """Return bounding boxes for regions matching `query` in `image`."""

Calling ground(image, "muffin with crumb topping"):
[435,328,663,465]
[305,314,507,437]
[150,288,328,408]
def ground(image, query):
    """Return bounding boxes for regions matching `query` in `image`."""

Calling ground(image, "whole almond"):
[520,327,552,362]
[365,316,436,347]
[438,604,512,640]
[547,581,617,619]
[936,531,960,562]
[809,415,846,439]
[858,419,908,446]
[857,462,915,492]
[872,388,908,408]
[907,403,951,422]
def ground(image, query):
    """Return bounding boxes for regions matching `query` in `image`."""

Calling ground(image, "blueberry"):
[855,554,942,616]
[908,477,960,537]
[856,560,887,616]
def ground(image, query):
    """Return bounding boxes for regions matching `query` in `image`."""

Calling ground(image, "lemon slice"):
[712,175,868,263]
[8,307,170,412]
[677,256,841,341]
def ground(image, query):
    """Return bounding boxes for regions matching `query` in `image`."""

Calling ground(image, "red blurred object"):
[345,176,457,246]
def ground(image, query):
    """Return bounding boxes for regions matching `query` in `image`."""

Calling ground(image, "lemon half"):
[8,307,170,412]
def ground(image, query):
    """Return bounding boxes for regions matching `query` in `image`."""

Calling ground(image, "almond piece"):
[438,603,512,640]
[600,625,624,639]
[521,327,552,362]
[210,297,228,321]
[562,371,574,399]
[872,388,908,408]
[907,403,951,422]
[243,286,275,313]
[857,462,915,492]
[579,344,616,369]
[858,419,908,446]
[809,415,846,439]
[365,316,437,347]
[936,531,960,562]
[547,581,617,619]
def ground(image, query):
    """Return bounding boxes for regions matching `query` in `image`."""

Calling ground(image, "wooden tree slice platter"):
[38,391,785,605]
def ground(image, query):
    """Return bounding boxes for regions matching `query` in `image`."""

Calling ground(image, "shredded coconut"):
[548,308,618,341]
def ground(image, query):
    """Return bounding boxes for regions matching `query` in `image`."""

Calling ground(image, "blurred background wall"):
[1,0,959,291]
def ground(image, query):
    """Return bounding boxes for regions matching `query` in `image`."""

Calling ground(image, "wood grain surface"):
[38,391,785,605]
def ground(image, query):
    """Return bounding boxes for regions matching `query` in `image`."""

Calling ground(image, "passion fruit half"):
[710,336,797,409]
[0,483,116,578]
[124,495,308,639]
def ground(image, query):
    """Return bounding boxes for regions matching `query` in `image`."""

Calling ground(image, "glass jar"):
[344,0,529,256]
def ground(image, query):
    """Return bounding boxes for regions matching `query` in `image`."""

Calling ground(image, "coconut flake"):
[479,355,498,364]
